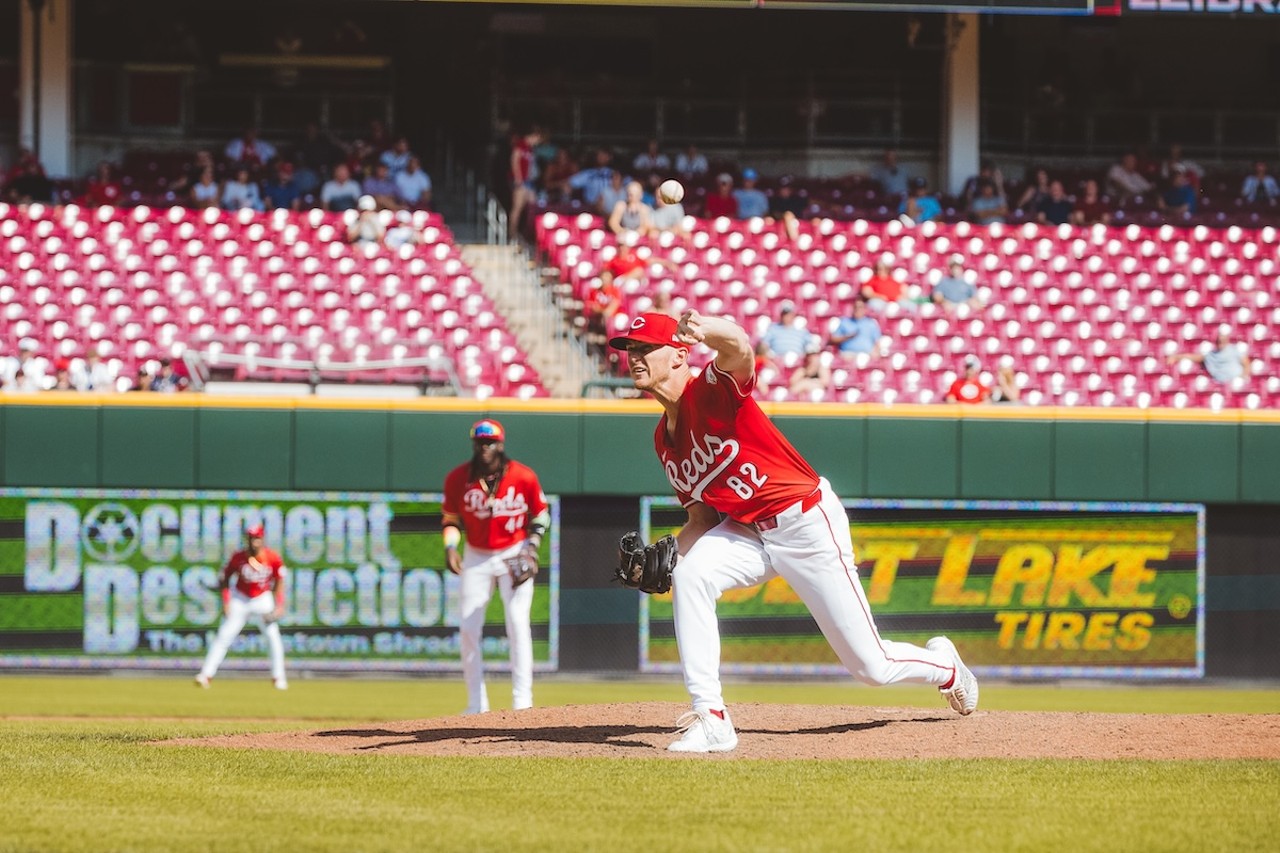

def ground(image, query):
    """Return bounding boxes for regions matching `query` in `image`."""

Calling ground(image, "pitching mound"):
[165,702,1280,760]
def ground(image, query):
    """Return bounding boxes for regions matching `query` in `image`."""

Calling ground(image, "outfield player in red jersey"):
[195,524,288,690]
[610,311,978,752]
[443,419,550,714]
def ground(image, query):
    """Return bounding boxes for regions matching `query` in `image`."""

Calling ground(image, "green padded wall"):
[960,419,1054,499]
[581,412,666,495]
[866,418,958,498]
[197,409,294,490]
[1053,421,1146,500]
[1147,422,1240,502]
[1240,424,1280,503]
[4,406,99,487]
[486,413,582,495]
[388,410,478,492]
[293,410,390,490]
[100,408,197,488]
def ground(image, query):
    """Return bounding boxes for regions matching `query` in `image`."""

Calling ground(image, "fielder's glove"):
[506,542,540,588]
[616,532,677,595]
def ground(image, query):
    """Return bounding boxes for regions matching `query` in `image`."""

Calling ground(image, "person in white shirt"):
[1106,153,1153,200]
[321,164,364,212]
[676,144,708,178]
[72,347,117,392]
[380,137,413,176]
[224,129,277,170]
[395,157,433,207]
[221,167,264,211]
[1240,161,1280,204]
[633,139,671,173]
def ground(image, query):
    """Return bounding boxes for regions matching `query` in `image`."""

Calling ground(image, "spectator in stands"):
[542,149,578,203]
[761,300,816,360]
[600,242,647,292]
[532,126,560,173]
[676,144,708,178]
[130,366,153,392]
[224,128,277,173]
[705,173,737,219]
[72,346,114,392]
[345,139,375,181]
[991,359,1022,404]
[608,181,653,238]
[189,167,221,210]
[652,188,686,236]
[321,164,363,212]
[296,122,343,193]
[1016,167,1052,213]
[596,170,627,218]
[5,148,44,185]
[1160,144,1203,190]
[753,340,779,398]
[49,363,75,392]
[932,259,982,312]
[945,356,991,404]
[900,178,941,224]
[381,137,414,176]
[863,260,916,312]
[150,359,186,393]
[1167,329,1252,384]
[362,161,402,210]
[1106,152,1152,201]
[80,161,123,207]
[5,156,53,204]
[651,289,679,317]
[829,298,884,355]
[789,348,831,398]
[1240,161,1279,204]
[1036,180,1075,226]
[1072,179,1111,226]
[171,150,215,195]
[396,157,432,208]
[767,176,805,242]
[384,211,423,251]
[967,180,1008,226]
[633,140,670,173]
[584,272,623,362]
[871,149,909,198]
[348,196,386,245]
[1,341,45,390]
[221,167,264,212]
[734,169,769,219]
[1159,167,1197,217]
[365,119,390,154]
[262,162,302,212]
[962,160,1004,205]
[568,149,616,209]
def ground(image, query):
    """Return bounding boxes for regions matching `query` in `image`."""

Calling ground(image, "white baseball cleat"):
[272,678,288,691]
[928,636,978,716]
[194,674,210,689]
[667,710,738,753]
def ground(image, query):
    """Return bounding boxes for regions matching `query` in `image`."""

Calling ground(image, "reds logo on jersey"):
[239,557,273,586]
[663,432,741,501]
[462,485,530,520]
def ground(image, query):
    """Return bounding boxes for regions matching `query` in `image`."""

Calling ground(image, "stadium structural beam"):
[19,0,73,176]
[939,12,980,196]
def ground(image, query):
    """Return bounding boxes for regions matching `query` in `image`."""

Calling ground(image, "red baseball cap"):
[246,524,265,539]
[470,419,505,441]
[609,313,691,351]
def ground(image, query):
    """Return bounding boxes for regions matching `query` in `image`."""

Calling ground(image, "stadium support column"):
[940,13,979,196]
[19,0,73,177]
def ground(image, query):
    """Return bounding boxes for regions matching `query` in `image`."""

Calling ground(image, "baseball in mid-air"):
[658,179,685,205]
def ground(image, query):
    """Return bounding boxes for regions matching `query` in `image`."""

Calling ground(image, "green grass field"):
[2,675,1278,852]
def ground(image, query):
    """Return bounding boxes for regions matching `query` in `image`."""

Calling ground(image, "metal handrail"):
[191,350,463,396]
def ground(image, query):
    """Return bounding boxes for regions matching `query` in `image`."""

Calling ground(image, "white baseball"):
[658,179,685,205]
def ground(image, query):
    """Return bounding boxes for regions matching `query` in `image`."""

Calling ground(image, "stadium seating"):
[0,203,548,398]
[536,211,1278,409]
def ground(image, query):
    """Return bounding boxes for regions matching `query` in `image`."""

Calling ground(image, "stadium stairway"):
[459,243,601,397]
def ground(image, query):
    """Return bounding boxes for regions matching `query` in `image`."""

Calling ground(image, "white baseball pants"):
[199,590,285,682]
[459,541,535,714]
[673,478,956,713]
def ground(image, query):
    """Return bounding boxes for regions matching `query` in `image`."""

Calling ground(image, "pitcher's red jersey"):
[443,460,548,550]
[655,363,819,523]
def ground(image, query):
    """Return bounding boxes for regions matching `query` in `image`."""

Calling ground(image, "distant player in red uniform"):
[195,524,288,690]
[610,311,978,752]
[443,419,550,714]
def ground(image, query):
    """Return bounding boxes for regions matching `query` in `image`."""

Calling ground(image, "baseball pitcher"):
[442,419,550,714]
[610,311,978,753]
[195,524,288,690]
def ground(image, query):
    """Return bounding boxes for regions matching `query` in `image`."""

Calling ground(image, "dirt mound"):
[163,702,1280,760]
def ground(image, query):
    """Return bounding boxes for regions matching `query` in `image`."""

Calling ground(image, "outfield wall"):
[1,396,1276,679]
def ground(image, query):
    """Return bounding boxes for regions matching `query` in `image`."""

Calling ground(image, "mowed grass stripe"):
[0,721,1277,853]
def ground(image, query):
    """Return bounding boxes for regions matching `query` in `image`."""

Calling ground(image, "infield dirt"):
[163,702,1280,760]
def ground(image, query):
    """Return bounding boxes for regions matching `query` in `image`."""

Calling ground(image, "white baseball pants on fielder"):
[199,590,285,682]
[459,541,535,714]
[673,478,956,713]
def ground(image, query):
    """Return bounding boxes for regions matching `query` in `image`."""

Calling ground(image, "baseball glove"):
[616,532,677,594]
[506,543,539,588]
